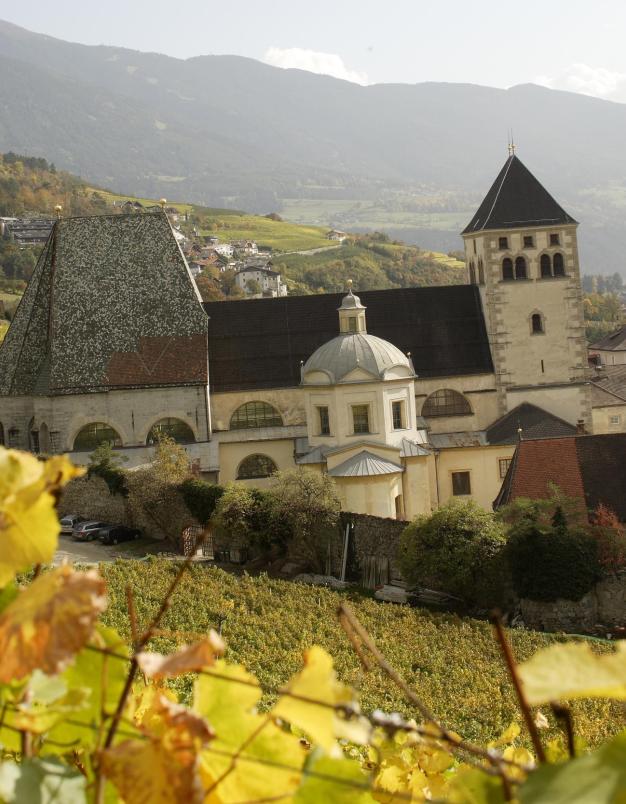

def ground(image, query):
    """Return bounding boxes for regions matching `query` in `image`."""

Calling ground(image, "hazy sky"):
[2,0,626,101]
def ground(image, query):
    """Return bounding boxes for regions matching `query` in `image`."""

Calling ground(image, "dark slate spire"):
[463,154,577,234]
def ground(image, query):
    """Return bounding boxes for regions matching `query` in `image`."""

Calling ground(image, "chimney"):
[576,419,586,435]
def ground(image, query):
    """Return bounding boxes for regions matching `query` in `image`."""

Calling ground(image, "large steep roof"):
[486,402,577,445]
[0,212,208,396]
[204,285,493,393]
[591,325,626,352]
[463,154,577,234]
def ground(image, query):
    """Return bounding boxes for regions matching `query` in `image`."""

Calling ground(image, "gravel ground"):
[54,533,116,565]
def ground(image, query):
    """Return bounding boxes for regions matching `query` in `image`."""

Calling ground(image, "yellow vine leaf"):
[273,645,354,752]
[194,661,305,802]
[518,641,626,705]
[137,632,225,680]
[0,566,106,683]
[0,448,83,585]
[101,693,214,804]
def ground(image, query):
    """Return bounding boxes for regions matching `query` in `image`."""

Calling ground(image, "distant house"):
[494,433,626,521]
[202,235,219,246]
[235,266,287,298]
[4,218,54,246]
[213,244,234,258]
[326,229,347,242]
[121,200,144,213]
[590,325,626,366]
[231,239,258,255]
[590,364,626,434]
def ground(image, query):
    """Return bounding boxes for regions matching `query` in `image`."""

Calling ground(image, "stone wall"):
[331,512,406,587]
[520,572,626,632]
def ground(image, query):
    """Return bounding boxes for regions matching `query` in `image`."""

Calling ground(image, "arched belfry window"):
[553,252,565,276]
[422,389,472,418]
[540,254,552,278]
[515,256,527,280]
[230,402,283,430]
[502,258,514,281]
[531,313,545,334]
[237,454,277,479]
[147,417,195,445]
[73,422,122,452]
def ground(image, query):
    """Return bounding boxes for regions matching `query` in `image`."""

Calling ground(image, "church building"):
[0,153,592,519]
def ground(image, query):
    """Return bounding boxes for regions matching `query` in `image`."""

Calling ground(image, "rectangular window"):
[318,406,330,435]
[392,400,404,430]
[523,235,534,248]
[348,316,358,333]
[352,405,370,434]
[452,471,471,496]
[499,458,512,479]
[550,233,560,246]
[498,236,508,250]
[609,415,621,425]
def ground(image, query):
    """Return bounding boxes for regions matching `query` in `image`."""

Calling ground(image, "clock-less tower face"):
[462,154,591,428]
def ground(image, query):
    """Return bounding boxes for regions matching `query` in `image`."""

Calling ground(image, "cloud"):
[535,63,626,102]
[263,47,368,85]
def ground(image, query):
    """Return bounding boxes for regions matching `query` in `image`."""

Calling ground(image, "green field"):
[200,214,330,252]
[0,320,8,342]
[100,560,621,747]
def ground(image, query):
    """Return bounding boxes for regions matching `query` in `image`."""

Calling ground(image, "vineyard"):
[1,446,625,803]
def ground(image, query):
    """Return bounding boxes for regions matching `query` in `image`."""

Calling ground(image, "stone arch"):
[146,417,196,445]
[421,389,472,418]
[236,454,278,480]
[72,422,123,452]
[230,401,283,430]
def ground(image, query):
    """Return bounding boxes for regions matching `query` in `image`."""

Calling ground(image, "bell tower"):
[462,150,590,428]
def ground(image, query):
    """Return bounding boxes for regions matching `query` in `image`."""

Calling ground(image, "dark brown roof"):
[463,154,577,234]
[204,285,493,393]
[486,402,577,445]
[495,433,626,520]
[591,325,626,352]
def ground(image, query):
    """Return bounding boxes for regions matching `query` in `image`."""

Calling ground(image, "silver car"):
[72,520,109,542]
[60,514,83,534]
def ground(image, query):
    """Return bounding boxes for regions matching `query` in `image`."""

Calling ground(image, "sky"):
[2,0,626,101]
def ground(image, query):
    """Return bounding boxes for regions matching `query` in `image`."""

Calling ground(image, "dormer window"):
[498,237,509,250]
[550,233,560,246]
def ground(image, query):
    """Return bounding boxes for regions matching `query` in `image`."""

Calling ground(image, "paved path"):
[54,533,116,565]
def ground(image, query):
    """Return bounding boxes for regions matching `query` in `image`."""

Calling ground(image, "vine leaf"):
[294,753,375,803]
[137,632,224,679]
[518,642,626,704]
[101,693,213,804]
[448,767,507,803]
[194,661,305,802]
[0,566,107,683]
[519,729,626,804]
[0,757,86,803]
[0,449,83,585]
[273,645,354,752]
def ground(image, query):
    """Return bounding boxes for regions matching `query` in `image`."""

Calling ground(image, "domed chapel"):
[0,152,601,519]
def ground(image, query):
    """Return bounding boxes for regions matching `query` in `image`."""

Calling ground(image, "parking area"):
[54,533,116,564]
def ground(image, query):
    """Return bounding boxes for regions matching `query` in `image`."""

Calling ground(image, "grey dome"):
[302,333,414,384]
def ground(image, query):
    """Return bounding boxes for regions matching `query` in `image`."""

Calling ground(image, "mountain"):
[1,19,626,270]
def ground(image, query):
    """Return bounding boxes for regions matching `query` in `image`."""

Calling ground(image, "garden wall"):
[331,513,406,588]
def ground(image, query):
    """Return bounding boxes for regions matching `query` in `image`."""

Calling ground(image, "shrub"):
[179,478,224,526]
[590,503,626,575]
[87,442,128,496]
[398,500,507,608]
[506,506,601,602]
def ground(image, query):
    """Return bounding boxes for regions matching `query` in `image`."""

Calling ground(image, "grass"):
[200,214,329,252]
[100,560,623,747]
[86,187,195,214]
[0,320,7,343]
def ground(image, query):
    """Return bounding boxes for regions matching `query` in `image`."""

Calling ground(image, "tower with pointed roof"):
[462,152,590,428]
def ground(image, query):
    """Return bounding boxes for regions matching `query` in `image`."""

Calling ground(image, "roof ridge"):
[482,155,515,230]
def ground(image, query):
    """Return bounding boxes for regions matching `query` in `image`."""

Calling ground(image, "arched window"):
[0,423,4,447]
[147,417,195,445]
[236,454,278,480]
[553,252,565,276]
[531,313,544,334]
[73,422,122,452]
[478,258,484,284]
[502,258,514,281]
[469,261,476,284]
[230,402,283,430]
[540,254,552,278]
[515,256,527,280]
[422,389,472,418]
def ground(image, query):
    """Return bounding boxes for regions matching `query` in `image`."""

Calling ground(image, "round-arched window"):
[502,258,514,281]
[540,254,552,278]
[230,402,283,430]
[147,417,195,445]
[553,252,565,276]
[515,256,527,279]
[73,422,122,452]
[236,454,278,479]
[421,389,472,418]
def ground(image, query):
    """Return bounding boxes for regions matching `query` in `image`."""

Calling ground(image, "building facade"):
[0,153,594,520]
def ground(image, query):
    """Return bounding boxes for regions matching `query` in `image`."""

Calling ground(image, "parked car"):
[72,521,110,541]
[98,525,141,546]
[60,514,84,534]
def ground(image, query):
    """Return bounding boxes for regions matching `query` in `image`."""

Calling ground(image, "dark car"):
[72,520,110,541]
[98,525,141,545]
